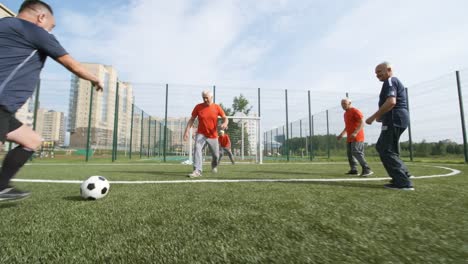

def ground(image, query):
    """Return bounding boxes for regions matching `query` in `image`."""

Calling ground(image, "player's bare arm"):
[351,119,364,138]
[184,117,196,141]
[337,128,346,140]
[56,54,104,91]
[366,97,396,125]
[220,116,228,130]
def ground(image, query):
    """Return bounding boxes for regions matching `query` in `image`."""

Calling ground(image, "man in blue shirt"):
[0,0,104,201]
[366,62,414,191]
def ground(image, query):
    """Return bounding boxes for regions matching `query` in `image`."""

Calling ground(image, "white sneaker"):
[188,170,202,178]
[212,167,218,173]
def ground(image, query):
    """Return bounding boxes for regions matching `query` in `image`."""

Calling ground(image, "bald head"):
[18,0,56,32]
[19,0,53,15]
[375,61,393,82]
[202,90,213,105]
[341,98,352,110]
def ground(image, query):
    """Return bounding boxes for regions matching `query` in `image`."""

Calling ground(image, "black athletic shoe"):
[383,183,414,191]
[0,187,31,201]
[345,170,359,175]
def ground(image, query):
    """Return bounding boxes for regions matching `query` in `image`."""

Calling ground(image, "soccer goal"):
[183,115,262,164]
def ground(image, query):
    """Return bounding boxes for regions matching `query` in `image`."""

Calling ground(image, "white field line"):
[11,165,461,185]
[21,162,349,166]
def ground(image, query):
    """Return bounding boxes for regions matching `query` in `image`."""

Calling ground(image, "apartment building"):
[68,63,134,149]
[36,109,66,146]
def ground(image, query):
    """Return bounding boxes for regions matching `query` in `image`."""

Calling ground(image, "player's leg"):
[190,133,206,176]
[205,138,219,172]
[378,127,413,190]
[351,142,372,176]
[218,147,224,163]
[1,125,42,186]
[345,142,358,175]
[0,113,41,201]
[226,148,235,164]
[393,132,412,178]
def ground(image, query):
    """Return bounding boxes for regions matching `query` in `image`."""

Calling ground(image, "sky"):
[2,0,468,141]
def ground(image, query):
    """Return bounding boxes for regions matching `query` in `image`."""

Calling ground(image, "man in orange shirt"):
[218,130,235,164]
[337,98,373,177]
[184,90,228,178]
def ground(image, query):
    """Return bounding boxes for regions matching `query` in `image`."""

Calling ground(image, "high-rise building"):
[36,109,66,146]
[68,63,134,150]
[15,98,34,129]
[246,113,259,155]
[115,81,135,150]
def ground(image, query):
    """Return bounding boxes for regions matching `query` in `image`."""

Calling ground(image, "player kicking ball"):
[0,0,104,201]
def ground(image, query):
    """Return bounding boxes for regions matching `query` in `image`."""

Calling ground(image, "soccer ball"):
[80,176,110,200]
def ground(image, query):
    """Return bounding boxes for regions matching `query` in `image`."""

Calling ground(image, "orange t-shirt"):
[218,134,231,148]
[344,107,365,142]
[191,103,226,138]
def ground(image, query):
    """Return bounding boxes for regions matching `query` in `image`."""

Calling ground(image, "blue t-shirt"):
[0,17,68,113]
[378,76,409,128]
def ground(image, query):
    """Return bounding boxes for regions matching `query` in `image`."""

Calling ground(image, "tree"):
[219,94,252,156]
[232,94,252,115]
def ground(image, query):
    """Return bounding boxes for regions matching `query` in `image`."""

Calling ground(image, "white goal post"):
[225,115,262,164]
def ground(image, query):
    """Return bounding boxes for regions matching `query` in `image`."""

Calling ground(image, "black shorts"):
[0,106,23,143]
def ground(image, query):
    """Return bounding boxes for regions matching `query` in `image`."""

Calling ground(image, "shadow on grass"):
[63,196,86,201]
[0,202,20,208]
[247,170,316,176]
[281,181,386,189]
[101,170,188,177]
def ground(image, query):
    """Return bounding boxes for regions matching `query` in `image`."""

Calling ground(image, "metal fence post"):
[456,71,468,163]
[129,103,134,159]
[85,83,95,162]
[285,89,289,161]
[405,87,413,161]
[163,84,169,162]
[308,91,313,161]
[112,82,119,162]
[213,85,216,103]
[326,109,330,159]
[147,116,151,157]
[159,122,162,157]
[31,81,41,161]
[32,81,40,132]
[276,128,279,155]
[153,120,158,157]
[258,87,262,164]
[139,111,144,159]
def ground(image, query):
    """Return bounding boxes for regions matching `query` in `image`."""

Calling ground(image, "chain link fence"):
[3,69,467,163]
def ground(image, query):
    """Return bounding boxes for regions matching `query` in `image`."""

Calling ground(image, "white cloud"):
[282,0,468,92]
[58,0,267,84]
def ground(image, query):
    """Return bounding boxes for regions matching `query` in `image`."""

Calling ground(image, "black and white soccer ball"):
[80,176,110,200]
